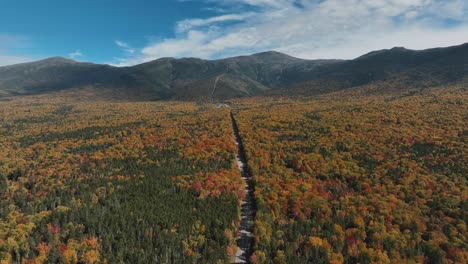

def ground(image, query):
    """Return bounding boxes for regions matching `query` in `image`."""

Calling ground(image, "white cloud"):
[142,31,208,58]
[278,25,468,59]
[115,40,129,48]
[114,0,468,66]
[115,40,135,54]
[68,50,83,59]
[176,13,254,32]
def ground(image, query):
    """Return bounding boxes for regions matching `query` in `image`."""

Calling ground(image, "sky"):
[0,0,467,66]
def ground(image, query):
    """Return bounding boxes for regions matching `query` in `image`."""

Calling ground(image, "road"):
[230,111,256,264]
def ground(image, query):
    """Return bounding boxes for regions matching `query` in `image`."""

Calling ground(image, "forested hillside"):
[0,96,244,263]
[231,85,467,263]
[0,83,466,263]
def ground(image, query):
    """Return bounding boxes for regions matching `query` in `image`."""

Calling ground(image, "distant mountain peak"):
[390,47,409,51]
[246,51,301,60]
[355,46,413,60]
[41,56,79,64]
[253,51,287,56]
[219,51,304,65]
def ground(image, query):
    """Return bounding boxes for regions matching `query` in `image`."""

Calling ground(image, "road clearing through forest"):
[230,111,255,264]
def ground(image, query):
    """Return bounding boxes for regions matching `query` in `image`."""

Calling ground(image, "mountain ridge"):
[0,43,466,100]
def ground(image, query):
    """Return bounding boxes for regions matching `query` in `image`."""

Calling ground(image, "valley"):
[0,82,466,263]
[2,0,467,262]
[0,42,466,264]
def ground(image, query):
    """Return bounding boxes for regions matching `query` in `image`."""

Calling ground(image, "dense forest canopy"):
[0,83,466,263]
[0,97,243,263]
[232,85,467,263]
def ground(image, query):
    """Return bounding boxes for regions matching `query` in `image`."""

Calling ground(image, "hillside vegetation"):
[232,85,467,263]
[0,83,466,263]
[0,97,243,263]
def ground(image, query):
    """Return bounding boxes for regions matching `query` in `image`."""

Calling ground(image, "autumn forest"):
[0,82,466,264]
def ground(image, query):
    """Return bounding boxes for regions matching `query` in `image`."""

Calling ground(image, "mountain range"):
[0,43,467,101]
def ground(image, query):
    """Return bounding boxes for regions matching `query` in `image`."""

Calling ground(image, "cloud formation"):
[114,0,468,66]
[176,13,254,33]
[68,50,84,59]
[115,40,135,54]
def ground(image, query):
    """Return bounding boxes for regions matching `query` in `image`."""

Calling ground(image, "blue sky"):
[1,0,467,66]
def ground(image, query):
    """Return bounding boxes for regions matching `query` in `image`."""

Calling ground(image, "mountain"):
[331,43,467,86]
[118,52,338,100]
[0,57,120,97]
[274,43,468,96]
[0,43,467,100]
